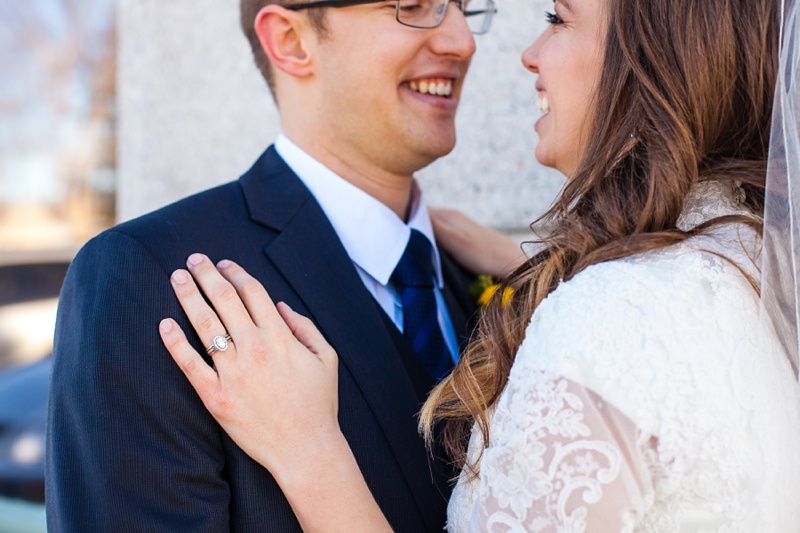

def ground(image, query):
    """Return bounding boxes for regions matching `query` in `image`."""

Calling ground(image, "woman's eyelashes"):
[545,10,564,25]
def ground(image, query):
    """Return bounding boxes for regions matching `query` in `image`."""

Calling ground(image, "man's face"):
[308,2,476,176]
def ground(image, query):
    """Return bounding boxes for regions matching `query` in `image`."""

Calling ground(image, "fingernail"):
[217,259,232,269]
[187,253,204,266]
[159,319,173,332]
[172,270,189,284]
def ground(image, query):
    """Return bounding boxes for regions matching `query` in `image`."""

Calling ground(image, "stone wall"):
[118,0,564,235]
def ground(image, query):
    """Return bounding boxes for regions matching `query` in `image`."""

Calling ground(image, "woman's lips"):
[537,92,550,113]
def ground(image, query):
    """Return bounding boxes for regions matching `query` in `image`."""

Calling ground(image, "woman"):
[159,0,800,529]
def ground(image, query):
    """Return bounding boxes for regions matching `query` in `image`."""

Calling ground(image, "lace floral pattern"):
[447,182,800,532]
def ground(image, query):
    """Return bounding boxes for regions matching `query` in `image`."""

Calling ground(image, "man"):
[47,0,493,530]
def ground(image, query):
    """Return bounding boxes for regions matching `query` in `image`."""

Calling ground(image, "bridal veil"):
[764,0,800,378]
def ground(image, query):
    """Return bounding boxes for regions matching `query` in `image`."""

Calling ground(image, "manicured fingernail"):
[217,259,232,269]
[187,253,204,266]
[172,270,189,284]
[159,319,173,332]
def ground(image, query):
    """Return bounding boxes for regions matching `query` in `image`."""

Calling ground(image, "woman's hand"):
[159,254,392,532]
[430,207,527,279]
[158,254,340,476]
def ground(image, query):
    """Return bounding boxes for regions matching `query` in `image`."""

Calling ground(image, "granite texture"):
[118,0,564,233]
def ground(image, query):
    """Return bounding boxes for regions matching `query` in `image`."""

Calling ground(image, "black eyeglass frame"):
[285,0,497,34]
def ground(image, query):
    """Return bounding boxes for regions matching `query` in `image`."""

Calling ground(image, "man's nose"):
[428,2,477,60]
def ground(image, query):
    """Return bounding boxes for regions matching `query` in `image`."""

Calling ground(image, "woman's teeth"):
[407,78,453,97]
[537,94,550,113]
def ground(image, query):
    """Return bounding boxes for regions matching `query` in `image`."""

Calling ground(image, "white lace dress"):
[447,182,800,532]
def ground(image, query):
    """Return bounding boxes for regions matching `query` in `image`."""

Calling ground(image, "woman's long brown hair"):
[421,0,781,471]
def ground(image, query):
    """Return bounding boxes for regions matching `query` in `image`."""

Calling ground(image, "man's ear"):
[254,5,314,78]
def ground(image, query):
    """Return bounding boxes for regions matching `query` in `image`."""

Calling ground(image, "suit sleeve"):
[46,230,231,531]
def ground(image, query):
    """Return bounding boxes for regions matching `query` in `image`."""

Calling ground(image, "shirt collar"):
[274,134,443,288]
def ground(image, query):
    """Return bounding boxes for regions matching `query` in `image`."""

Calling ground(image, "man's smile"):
[404,77,454,97]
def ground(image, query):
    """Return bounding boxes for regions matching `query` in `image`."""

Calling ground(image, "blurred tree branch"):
[0,0,117,248]
[0,0,114,119]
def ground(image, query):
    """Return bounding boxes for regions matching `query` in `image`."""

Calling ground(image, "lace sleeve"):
[448,236,798,533]
[467,374,655,533]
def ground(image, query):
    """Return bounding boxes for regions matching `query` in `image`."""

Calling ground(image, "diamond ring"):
[206,334,233,356]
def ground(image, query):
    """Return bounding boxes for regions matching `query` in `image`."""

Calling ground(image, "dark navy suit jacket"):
[46,147,476,532]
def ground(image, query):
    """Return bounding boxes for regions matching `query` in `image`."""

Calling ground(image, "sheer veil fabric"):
[764,0,800,378]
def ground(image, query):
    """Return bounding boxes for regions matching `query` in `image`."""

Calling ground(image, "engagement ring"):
[206,334,233,356]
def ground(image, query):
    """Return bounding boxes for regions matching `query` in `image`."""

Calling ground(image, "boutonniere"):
[469,274,514,309]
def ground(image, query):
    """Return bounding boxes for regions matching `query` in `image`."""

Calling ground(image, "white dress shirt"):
[274,134,459,362]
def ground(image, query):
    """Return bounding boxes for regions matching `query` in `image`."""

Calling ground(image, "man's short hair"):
[240,0,328,98]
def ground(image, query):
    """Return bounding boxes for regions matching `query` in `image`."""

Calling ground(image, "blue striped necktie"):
[391,230,452,381]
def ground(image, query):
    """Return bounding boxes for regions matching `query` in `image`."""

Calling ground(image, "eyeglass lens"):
[396,0,494,34]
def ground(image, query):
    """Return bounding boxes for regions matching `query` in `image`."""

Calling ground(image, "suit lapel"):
[240,148,448,530]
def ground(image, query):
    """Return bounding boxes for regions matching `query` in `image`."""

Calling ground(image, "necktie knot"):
[391,229,436,289]
[390,229,452,380]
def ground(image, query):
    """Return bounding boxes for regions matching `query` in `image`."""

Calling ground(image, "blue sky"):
[0,0,115,203]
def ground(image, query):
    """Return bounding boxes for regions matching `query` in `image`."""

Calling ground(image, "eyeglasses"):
[286,0,497,35]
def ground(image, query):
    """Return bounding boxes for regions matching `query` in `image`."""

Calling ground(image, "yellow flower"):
[478,284,514,307]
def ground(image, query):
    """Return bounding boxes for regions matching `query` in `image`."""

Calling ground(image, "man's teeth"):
[407,78,453,97]
[537,94,550,113]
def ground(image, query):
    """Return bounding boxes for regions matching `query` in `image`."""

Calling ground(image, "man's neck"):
[284,134,417,221]
[321,158,414,221]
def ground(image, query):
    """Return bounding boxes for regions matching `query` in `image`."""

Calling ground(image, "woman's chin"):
[534,140,575,178]
[534,144,555,171]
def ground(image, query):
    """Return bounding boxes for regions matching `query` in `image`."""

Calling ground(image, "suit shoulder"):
[116,181,245,239]
[70,181,244,271]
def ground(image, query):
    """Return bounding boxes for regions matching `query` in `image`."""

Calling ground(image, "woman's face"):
[522,0,606,177]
